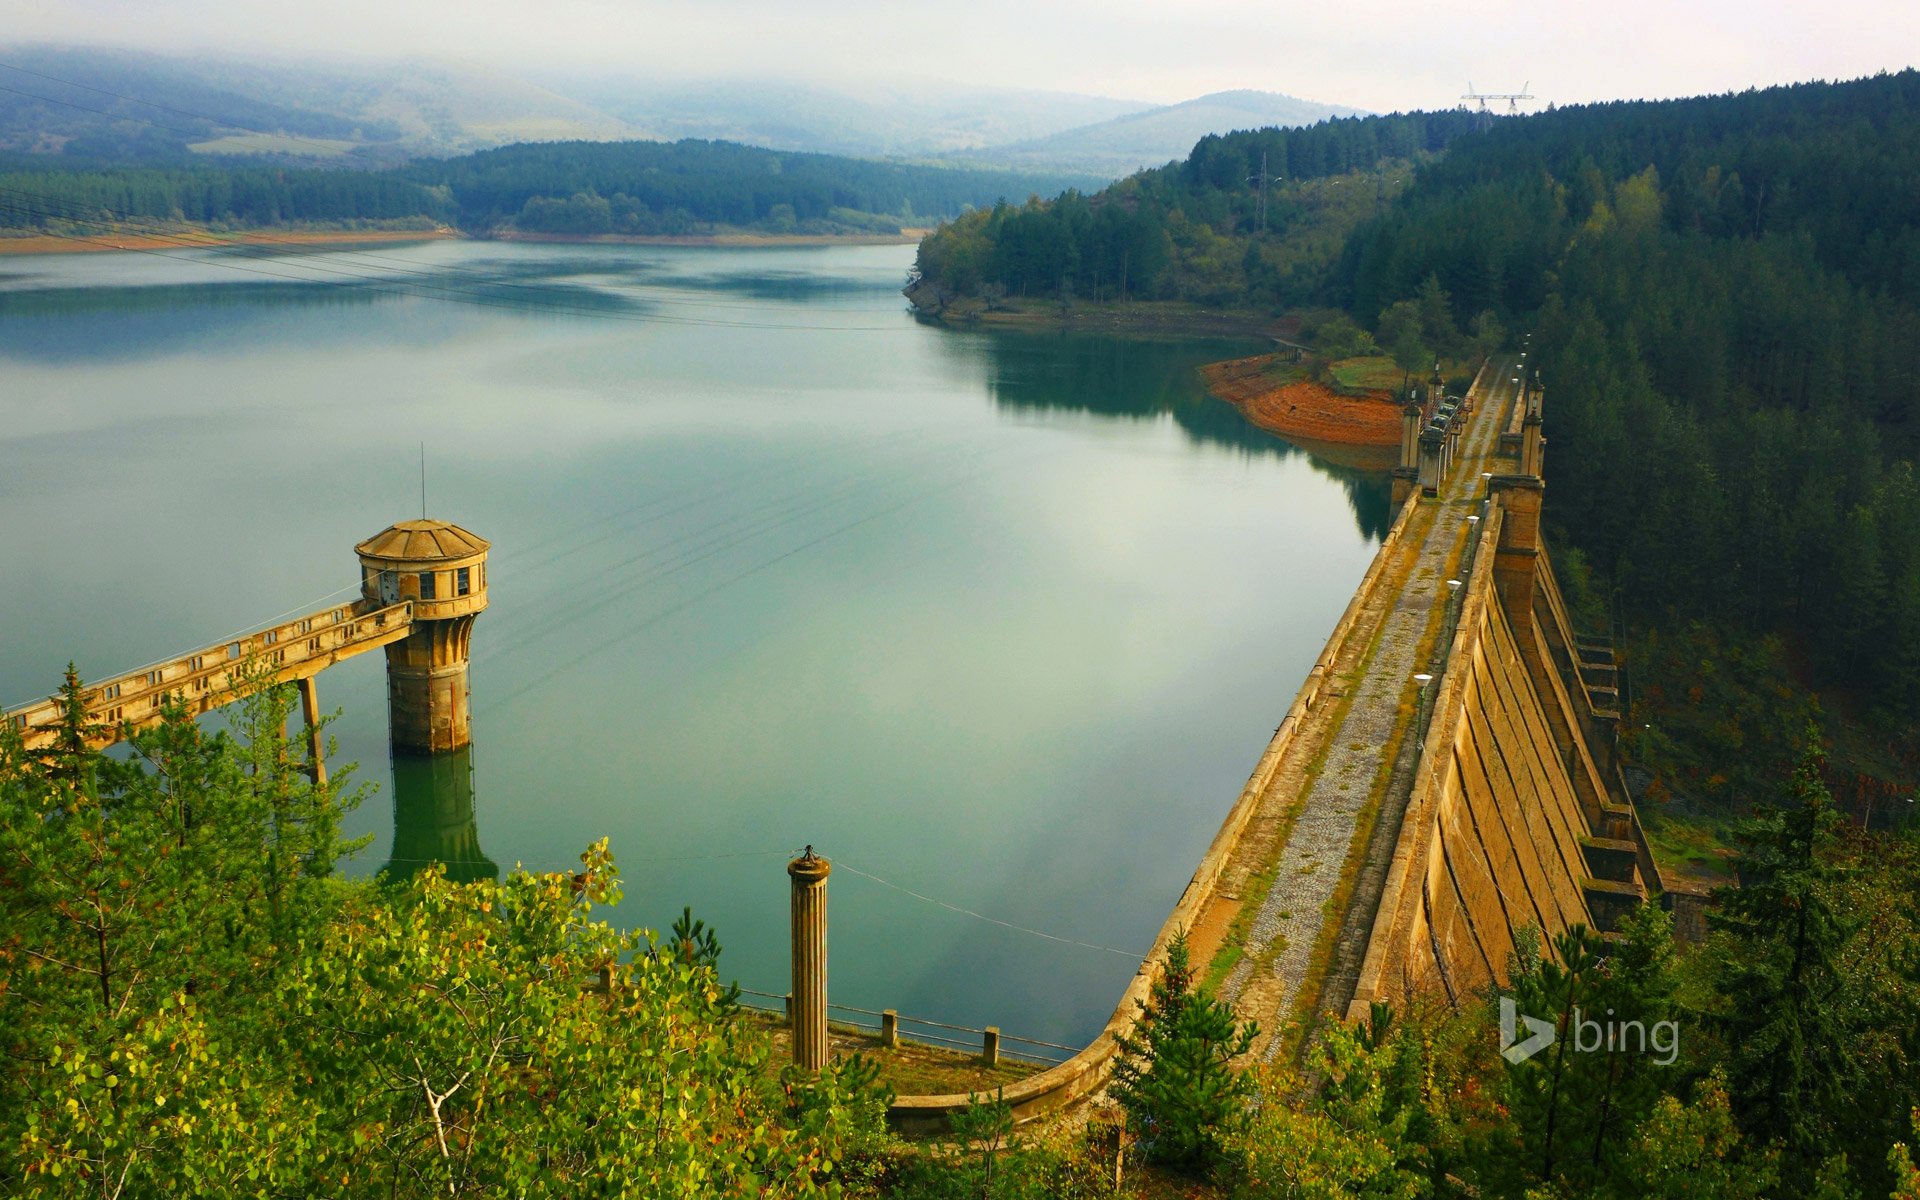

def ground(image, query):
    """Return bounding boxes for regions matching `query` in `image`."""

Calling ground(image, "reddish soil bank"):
[1203,354,1402,450]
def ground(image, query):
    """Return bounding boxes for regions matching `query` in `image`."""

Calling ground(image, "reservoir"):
[0,240,1386,1050]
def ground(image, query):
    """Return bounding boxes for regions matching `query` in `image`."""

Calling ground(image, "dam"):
[892,350,1665,1130]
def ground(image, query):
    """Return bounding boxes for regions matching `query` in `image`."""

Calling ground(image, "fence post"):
[982,1026,1000,1066]
[880,1009,899,1049]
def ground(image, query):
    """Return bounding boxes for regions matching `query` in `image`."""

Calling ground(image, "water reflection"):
[382,746,499,884]
[966,329,1394,541]
[0,257,652,365]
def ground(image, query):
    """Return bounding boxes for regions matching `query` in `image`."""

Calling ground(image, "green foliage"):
[1303,310,1377,359]
[0,682,888,1197]
[1703,729,1860,1182]
[1110,932,1257,1177]
[1340,71,1920,721]
[911,110,1480,310]
[1500,912,1681,1196]
[1612,1071,1779,1200]
[1231,1019,1426,1199]
[1624,623,1824,814]
[1892,1110,1920,1200]
[1377,299,1429,380]
[0,669,367,1195]
[414,140,1091,235]
[0,138,1097,238]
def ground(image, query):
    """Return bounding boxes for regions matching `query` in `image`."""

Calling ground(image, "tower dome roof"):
[355,519,490,562]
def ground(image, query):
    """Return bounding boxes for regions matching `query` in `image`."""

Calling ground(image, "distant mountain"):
[964,90,1371,178]
[544,76,1154,159]
[0,45,1149,166]
[0,46,636,161]
[0,47,1362,182]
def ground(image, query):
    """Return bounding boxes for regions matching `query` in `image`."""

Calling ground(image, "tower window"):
[420,571,437,599]
[456,567,470,596]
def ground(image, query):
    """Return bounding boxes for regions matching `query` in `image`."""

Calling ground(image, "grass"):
[1259,357,1313,386]
[1640,810,1740,887]
[1328,355,1405,392]
[741,1010,1038,1096]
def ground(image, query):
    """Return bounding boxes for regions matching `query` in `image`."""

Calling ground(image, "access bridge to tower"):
[4,518,492,772]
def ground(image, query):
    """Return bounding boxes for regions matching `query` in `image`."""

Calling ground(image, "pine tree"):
[1109,932,1257,1177]
[1707,725,1860,1184]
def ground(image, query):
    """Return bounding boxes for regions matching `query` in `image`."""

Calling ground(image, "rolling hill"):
[962,89,1371,177]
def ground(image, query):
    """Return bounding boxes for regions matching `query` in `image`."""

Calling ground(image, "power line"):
[834,859,1147,960]
[476,443,1051,715]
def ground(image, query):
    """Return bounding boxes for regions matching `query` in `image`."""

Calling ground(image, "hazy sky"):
[6,0,1916,110]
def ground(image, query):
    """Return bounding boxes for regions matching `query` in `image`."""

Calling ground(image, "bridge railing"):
[5,598,415,750]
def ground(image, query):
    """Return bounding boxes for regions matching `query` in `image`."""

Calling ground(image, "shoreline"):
[493,228,931,248]
[905,298,1289,340]
[0,227,461,256]
[0,225,932,256]
[1201,352,1402,451]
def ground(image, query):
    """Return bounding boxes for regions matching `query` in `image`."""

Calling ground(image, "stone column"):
[1399,401,1422,471]
[1392,402,1423,508]
[385,619,477,754]
[1418,428,1445,497]
[1488,475,1544,630]
[788,847,831,1072]
[1521,412,1545,478]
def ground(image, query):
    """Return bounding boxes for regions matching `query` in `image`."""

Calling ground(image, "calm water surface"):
[0,240,1387,1047]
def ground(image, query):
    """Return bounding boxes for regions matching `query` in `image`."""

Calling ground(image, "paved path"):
[1207,356,1519,1058]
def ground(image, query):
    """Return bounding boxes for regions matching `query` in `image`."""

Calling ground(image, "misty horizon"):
[5,0,1916,116]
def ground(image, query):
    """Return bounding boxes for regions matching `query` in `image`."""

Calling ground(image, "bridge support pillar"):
[298,675,326,787]
[788,848,832,1072]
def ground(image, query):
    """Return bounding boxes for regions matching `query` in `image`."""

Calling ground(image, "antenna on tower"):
[420,442,427,520]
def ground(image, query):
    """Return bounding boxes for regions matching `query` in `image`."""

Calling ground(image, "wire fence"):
[734,988,1078,1066]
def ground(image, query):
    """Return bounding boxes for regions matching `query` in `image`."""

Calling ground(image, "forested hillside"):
[0,138,1098,238]
[914,72,1920,797]
[0,159,451,228]
[405,139,1103,235]
[1338,72,1920,789]
[910,110,1480,309]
